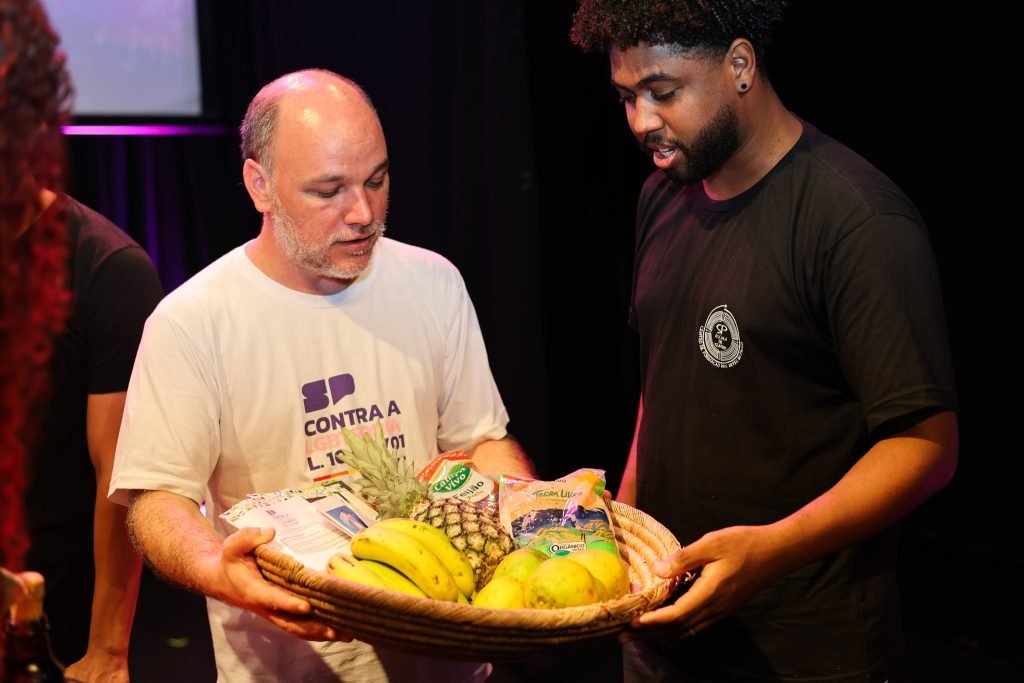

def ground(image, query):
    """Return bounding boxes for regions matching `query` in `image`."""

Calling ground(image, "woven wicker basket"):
[254,500,681,661]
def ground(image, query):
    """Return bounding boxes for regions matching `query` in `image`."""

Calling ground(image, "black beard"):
[645,104,740,186]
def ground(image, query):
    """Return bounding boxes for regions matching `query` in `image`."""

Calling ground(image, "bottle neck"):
[3,614,66,680]
[5,612,52,641]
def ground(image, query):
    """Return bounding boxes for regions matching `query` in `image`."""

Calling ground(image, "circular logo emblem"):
[698,305,743,368]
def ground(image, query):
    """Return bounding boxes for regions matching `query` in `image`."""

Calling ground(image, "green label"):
[432,464,470,493]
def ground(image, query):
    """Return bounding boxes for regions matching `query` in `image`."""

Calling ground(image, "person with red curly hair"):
[1,1,165,680]
[0,0,73,577]
[570,1,959,680]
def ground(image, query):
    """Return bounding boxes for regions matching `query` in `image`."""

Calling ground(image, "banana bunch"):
[325,517,475,602]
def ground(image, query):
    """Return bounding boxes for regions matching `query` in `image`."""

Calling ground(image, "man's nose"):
[343,189,374,226]
[631,99,662,137]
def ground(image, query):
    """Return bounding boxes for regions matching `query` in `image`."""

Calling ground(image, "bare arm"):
[616,398,642,506]
[467,435,536,479]
[125,490,344,641]
[62,392,142,683]
[638,410,958,635]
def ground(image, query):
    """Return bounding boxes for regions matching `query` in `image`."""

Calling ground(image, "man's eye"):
[652,89,677,102]
[616,93,635,105]
[315,188,340,198]
[366,177,386,190]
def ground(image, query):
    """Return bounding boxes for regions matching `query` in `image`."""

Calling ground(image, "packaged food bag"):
[498,468,621,558]
[417,450,500,513]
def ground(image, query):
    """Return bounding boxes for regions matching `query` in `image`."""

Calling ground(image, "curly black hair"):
[570,0,787,63]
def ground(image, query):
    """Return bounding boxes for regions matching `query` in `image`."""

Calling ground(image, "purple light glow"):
[62,124,226,136]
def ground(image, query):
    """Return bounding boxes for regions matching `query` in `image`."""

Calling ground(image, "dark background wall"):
[61,0,1018,678]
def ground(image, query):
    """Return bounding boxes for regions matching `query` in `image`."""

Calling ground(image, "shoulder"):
[66,195,142,252]
[378,237,457,269]
[369,238,473,320]
[793,125,924,224]
[62,195,164,304]
[376,237,463,283]
[65,195,150,267]
[150,247,244,319]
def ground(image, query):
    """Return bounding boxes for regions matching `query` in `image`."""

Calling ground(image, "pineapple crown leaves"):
[339,421,429,519]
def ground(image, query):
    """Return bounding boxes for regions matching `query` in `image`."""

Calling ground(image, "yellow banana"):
[325,551,389,590]
[373,517,476,598]
[360,560,428,598]
[350,525,459,601]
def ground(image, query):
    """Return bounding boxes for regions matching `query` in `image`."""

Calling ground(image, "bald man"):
[109,69,532,682]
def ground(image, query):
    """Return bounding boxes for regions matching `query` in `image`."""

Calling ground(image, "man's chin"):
[663,166,699,186]
[323,251,375,282]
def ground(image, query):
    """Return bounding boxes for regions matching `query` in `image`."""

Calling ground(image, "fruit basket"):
[254,500,682,661]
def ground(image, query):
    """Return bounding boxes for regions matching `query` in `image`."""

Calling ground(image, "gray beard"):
[269,201,387,281]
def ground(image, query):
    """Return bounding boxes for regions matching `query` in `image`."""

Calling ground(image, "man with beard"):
[570,2,959,681]
[108,69,533,682]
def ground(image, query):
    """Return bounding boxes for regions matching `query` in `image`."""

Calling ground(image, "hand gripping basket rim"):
[254,500,681,661]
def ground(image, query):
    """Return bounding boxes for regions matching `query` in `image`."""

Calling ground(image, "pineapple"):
[410,497,514,589]
[340,423,514,589]
[339,423,428,519]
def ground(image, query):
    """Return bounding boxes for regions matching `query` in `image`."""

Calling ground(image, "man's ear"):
[242,158,273,213]
[727,39,756,93]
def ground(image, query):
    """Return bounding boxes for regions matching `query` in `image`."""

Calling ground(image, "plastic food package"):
[416,450,500,513]
[498,468,621,558]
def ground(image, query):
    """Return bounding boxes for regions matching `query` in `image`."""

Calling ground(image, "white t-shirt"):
[110,237,505,682]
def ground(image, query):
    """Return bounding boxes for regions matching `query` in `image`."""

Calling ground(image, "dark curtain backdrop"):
[64,0,1018,671]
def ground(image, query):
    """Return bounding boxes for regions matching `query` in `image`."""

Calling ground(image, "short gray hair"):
[239,88,281,175]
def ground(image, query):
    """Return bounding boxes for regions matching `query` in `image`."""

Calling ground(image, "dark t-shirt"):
[630,124,957,680]
[24,195,164,665]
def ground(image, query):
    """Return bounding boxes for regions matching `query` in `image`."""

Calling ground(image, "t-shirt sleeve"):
[434,270,509,452]
[109,309,221,507]
[83,247,165,394]
[825,213,958,435]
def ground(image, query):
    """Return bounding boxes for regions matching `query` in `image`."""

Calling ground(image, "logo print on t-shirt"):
[301,373,355,413]
[699,305,743,368]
